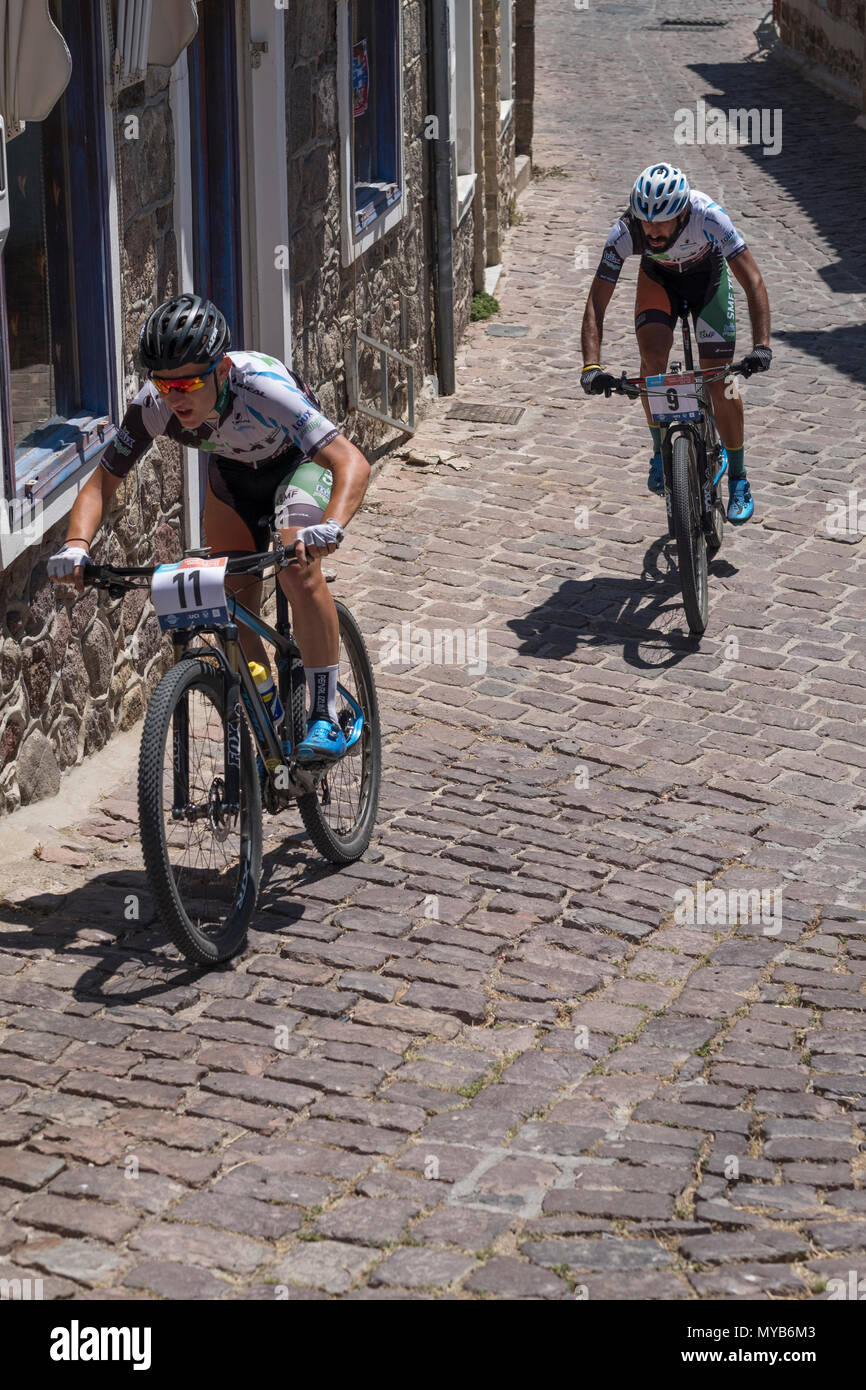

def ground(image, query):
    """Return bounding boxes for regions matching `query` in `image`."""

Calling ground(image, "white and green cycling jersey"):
[101,350,340,478]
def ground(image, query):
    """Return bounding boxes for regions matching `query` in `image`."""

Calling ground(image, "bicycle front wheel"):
[703,410,726,554]
[138,659,262,965]
[670,433,709,635]
[296,601,381,864]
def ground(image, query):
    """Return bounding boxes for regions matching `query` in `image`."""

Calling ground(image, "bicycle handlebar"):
[607,359,751,400]
[83,543,299,594]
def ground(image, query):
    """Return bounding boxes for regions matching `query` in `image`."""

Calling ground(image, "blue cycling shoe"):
[727,478,754,524]
[713,444,728,486]
[296,717,347,763]
[647,452,664,495]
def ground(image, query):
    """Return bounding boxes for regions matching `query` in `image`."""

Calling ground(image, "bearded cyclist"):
[47,294,371,764]
[580,163,771,524]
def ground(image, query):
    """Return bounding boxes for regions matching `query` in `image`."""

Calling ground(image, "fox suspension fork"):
[222,623,243,812]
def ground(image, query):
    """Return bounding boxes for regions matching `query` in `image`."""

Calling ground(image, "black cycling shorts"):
[207,451,334,553]
[635,254,737,362]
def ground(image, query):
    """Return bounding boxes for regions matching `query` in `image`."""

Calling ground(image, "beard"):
[644,218,684,253]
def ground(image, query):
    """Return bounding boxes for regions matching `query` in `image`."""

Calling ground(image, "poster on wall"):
[352,39,369,117]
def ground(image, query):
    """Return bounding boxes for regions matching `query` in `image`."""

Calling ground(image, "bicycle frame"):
[84,547,365,816]
[658,313,722,538]
[167,587,304,813]
[168,574,364,815]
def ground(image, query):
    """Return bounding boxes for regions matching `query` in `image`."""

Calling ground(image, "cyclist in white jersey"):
[580,164,772,524]
[47,295,371,762]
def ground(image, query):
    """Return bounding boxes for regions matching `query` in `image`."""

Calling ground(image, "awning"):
[114,0,202,87]
[148,0,200,69]
[0,0,72,139]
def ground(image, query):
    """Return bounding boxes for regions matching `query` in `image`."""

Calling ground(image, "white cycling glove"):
[48,545,91,581]
[296,519,344,553]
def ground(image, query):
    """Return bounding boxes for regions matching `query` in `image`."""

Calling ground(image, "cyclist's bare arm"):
[48,467,124,592]
[728,248,771,347]
[581,276,616,365]
[67,463,124,547]
[289,433,371,564]
[50,464,125,589]
[311,434,371,529]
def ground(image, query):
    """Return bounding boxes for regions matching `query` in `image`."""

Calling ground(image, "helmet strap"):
[212,371,232,419]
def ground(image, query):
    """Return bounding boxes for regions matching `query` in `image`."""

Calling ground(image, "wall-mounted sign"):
[352,40,369,118]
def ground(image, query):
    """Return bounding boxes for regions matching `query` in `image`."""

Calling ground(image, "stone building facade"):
[777,0,866,113]
[0,0,532,814]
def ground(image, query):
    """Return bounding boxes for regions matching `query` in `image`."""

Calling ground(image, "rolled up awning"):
[0,0,72,139]
[114,0,202,87]
[148,0,200,68]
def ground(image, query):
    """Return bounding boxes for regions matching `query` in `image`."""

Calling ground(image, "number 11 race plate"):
[646,371,701,423]
[152,557,229,632]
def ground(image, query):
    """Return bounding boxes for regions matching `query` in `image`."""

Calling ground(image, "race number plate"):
[152,557,229,632]
[646,371,701,423]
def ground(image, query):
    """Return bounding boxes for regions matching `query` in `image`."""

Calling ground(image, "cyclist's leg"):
[694,262,752,519]
[635,264,677,432]
[203,460,269,668]
[635,266,677,492]
[273,460,343,755]
[273,459,339,666]
[695,259,741,453]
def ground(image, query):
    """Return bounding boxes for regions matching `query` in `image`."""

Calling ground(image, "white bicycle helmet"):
[629,163,690,221]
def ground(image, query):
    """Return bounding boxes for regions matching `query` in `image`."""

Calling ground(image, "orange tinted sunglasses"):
[150,360,219,394]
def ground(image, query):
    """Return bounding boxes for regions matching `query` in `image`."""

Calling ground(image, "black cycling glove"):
[739,345,772,378]
[581,366,617,398]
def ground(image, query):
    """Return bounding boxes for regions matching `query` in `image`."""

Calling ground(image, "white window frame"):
[500,0,514,133]
[171,0,292,551]
[337,0,407,267]
[0,0,123,569]
[242,0,292,366]
[170,49,200,550]
[449,0,476,225]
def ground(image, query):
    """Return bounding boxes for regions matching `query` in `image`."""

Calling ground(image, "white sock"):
[306,665,338,723]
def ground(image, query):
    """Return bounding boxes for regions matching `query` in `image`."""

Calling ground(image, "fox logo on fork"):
[226,710,241,769]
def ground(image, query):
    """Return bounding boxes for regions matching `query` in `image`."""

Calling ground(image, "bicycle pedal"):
[296,757,333,775]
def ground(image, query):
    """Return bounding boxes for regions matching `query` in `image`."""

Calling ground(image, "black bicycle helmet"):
[138,294,231,370]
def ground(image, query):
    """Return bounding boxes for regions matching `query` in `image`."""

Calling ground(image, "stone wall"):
[0,1,525,814]
[284,1,437,448]
[453,207,477,347]
[481,0,516,268]
[0,69,182,814]
[514,0,535,160]
[779,0,866,109]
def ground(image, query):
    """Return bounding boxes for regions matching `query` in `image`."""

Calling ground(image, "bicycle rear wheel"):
[139,659,262,964]
[296,601,381,864]
[670,433,709,635]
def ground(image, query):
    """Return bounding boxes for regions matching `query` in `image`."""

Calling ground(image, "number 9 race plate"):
[646,371,701,424]
[152,557,230,632]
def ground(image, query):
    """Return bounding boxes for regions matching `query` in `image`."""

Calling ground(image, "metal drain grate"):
[660,17,729,26]
[447,403,526,425]
[486,324,529,337]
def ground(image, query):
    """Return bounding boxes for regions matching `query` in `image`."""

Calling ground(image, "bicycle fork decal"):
[225,700,242,807]
[172,700,189,815]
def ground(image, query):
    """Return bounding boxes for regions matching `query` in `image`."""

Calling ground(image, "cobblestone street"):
[1,0,865,1300]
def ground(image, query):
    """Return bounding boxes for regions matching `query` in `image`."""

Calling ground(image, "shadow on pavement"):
[678,8,866,386]
[0,841,347,1001]
[774,323,866,389]
[694,32,866,247]
[510,534,737,671]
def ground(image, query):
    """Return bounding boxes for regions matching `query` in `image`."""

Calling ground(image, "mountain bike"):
[609,311,748,636]
[84,536,380,964]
